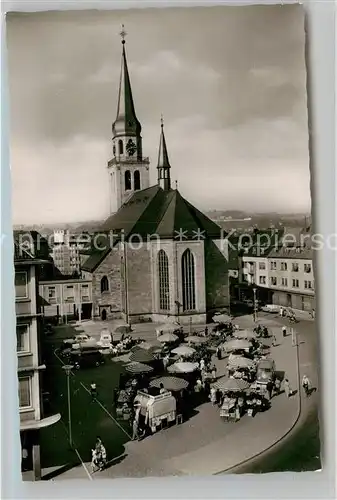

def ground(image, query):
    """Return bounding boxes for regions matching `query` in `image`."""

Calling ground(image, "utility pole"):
[253,287,257,323]
[62,365,74,447]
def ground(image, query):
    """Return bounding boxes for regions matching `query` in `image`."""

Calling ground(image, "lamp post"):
[253,287,257,323]
[62,364,74,447]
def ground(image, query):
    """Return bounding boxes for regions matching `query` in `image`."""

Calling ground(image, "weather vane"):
[120,24,127,44]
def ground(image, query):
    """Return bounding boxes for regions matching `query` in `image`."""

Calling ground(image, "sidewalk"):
[53,314,300,479]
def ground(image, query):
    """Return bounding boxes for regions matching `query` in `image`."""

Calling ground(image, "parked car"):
[97,330,113,349]
[63,334,95,349]
[261,304,280,314]
[70,347,105,369]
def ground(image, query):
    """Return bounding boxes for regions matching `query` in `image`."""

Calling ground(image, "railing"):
[108,156,150,166]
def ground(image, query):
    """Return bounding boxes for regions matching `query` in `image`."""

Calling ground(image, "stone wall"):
[92,248,122,319]
[126,243,152,319]
[204,239,229,312]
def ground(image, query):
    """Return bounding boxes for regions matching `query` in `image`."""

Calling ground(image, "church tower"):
[108,26,150,213]
[157,117,171,191]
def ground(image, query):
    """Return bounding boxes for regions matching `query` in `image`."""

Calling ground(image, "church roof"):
[82,186,223,272]
[101,185,222,240]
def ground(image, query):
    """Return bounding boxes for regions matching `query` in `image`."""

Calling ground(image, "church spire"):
[157,116,171,191]
[112,25,141,139]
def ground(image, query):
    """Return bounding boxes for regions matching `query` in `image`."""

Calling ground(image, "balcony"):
[108,156,150,167]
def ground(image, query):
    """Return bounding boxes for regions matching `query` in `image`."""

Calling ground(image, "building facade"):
[14,240,60,481]
[39,278,93,321]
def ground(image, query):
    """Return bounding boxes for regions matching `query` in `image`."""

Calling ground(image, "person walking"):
[282,326,287,338]
[90,382,97,401]
[211,364,217,381]
[210,386,217,405]
[216,346,222,360]
[199,358,205,371]
[302,374,311,396]
[132,418,140,441]
[266,380,273,400]
[284,378,291,398]
[272,334,277,347]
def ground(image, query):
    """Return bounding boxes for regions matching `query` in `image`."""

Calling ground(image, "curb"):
[214,334,302,475]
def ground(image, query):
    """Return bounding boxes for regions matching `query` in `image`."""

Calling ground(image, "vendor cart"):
[220,398,236,421]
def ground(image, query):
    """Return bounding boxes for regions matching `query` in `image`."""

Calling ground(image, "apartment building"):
[267,245,315,311]
[39,278,93,321]
[14,240,60,480]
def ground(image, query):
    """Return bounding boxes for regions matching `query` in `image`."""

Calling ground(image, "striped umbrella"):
[157,333,178,343]
[185,336,208,344]
[233,330,256,340]
[125,362,154,374]
[171,345,196,357]
[212,377,250,392]
[149,376,188,392]
[167,362,199,374]
[227,356,255,369]
[129,349,155,363]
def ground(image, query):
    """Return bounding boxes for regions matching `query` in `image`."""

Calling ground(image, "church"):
[81,31,230,325]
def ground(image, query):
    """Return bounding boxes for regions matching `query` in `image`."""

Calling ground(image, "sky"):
[6,5,311,225]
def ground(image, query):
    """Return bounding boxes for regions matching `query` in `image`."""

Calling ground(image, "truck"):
[134,390,177,434]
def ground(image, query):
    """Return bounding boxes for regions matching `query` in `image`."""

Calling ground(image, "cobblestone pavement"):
[54,313,302,479]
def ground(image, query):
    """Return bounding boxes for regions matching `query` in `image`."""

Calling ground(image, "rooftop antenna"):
[120,24,127,44]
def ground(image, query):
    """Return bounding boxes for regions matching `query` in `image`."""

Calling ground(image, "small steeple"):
[112,25,141,138]
[157,116,171,191]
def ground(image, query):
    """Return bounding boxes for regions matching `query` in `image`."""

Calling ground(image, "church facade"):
[81,33,230,325]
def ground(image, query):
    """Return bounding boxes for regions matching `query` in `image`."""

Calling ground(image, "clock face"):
[126,139,136,156]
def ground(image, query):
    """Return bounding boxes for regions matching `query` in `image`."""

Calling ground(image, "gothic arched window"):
[125,170,131,191]
[100,276,109,293]
[134,170,141,191]
[158,250,170,310]
[182,249,196,311]
[118,140,124,155]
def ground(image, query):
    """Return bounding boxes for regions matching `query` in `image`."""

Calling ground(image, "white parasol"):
[167,361,199,374]
[157,333,178,343]
[171,345,196,357]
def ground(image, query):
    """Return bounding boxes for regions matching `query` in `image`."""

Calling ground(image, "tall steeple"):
[107,26,150,213]
[157,116,171,191]
[112,25,141,140]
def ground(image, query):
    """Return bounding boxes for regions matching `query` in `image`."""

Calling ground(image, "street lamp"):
[62,364,74,447]
[253,287,258,323]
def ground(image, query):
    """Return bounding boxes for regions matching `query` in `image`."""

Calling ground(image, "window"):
[100,276,109,293]
[18,377,32,408]
[16,324,30,353]
[259,276,266,285]
[304,263,312,273]
[125,170,131,191]
[118,139,124,155]
[281,278,288,287]
[280,262,288,271]
[292,279,299,288]
[270,277,277,286]
[259,262,266,270]
[292,263,299,272]
[48,286,56,304]
[134,170,141,191]
[15,271,28,299]
[65,285,74,302]
[182,249,196,311]
[158,250,170,310]
[270,261,277,270]
[304,280,312,289]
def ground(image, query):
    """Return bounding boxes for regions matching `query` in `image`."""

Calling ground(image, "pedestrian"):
[132,418,140,440]
[210,386,217,405]
[272,334,277,347]
[284,378,291,398]
[279,306,284,317]
[274,377,281,396]
[216,346,222,360]
[162,354,169,371]
[282,326,287,338]
[266,380,273,400]
[199,358,205,371]
[90,382,97,400]
[211,364,217,381]
[302,374,311,396]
